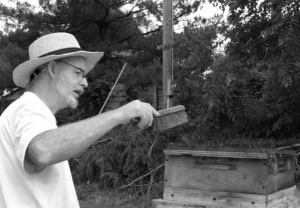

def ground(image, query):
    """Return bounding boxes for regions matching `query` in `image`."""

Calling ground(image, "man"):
[0,32,158,208]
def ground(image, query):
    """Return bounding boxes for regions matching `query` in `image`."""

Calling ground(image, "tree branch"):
[108,8,147,24]
[141,25,163,36]
[109,25,140,45]
[112,16,142,23]
[93,0,107,9]
[73,138,112,160]
[110,25,162,45]
[110,35,135,45]
[107,0,135,11]
[93,0,110,20]
[129,0,143,13]
[118,163,165,190]
[65,22,92,34]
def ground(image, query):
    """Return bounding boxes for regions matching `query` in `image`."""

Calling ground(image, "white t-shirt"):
[0,92,79,208]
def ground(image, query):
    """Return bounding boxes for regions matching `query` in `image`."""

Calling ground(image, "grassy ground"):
[76,183,155,208]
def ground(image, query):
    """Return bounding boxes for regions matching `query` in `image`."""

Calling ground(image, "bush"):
[71,124,166,195]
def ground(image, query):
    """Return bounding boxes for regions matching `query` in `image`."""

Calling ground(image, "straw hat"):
[13,32,104,88]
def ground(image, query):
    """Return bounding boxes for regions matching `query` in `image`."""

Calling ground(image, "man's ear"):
[47,61,59,78]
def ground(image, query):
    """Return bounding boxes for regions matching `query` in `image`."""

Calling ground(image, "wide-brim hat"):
[13,32,104,88]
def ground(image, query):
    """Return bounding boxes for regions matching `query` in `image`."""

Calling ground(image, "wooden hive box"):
[153,145,300,208]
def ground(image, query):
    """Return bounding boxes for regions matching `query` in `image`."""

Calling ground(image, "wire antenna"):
[99,34,142,114]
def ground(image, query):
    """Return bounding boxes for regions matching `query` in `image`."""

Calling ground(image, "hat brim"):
[13,51,104,88]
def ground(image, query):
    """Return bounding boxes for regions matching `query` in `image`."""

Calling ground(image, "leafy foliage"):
[71,125,166,191]
[0,34,27,89]
[197,0,300,139]
[171,22,220,143]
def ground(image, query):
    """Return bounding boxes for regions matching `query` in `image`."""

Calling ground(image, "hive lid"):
[164,145,296,159]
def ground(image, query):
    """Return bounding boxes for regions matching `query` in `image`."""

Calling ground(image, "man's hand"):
[116,100,159,129]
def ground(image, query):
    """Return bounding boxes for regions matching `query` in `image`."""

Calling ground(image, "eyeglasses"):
[30,66,44,81]
[30,62,49,82]
[58,60,86,79]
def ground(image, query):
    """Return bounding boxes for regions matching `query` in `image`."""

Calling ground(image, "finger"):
[145,104,155,126]
[150,106,159,117]
[148,111,154,126]
[142,111,152,128]
[143,103,157,118]
[144,110,154,128]
[137,113,148,129]
[133,102,156,129]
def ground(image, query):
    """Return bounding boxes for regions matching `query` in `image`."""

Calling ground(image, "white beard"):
[55,72,78,109]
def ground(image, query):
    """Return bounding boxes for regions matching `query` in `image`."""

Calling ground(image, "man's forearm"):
[26,109,123,168]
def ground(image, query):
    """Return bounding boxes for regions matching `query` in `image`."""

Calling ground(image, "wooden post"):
[152,85,157,110]
[163,0,173,109]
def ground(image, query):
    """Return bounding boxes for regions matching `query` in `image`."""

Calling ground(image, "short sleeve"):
[14,102,57,172]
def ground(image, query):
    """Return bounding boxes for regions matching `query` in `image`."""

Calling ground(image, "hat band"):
[38,47,82,58]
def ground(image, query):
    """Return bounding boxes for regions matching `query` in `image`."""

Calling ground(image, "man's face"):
[53,57,88,109]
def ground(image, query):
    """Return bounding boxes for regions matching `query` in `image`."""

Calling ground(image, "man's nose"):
[80,77,88,88]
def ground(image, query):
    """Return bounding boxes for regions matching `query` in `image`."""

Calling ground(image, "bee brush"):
[152,105,188,132]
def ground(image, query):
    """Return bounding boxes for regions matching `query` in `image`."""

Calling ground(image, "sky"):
[0,0,38,8]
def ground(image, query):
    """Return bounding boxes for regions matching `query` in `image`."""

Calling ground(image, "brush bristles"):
[153,110,188,132]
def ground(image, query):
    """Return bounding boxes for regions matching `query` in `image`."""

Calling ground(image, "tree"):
[0,33,27,90]
[0,0,203,90]
[161,18,222,144]
[203,0,300,138]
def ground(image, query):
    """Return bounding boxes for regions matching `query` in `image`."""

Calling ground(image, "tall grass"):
[76,183,157,208]
[71,124,167,202]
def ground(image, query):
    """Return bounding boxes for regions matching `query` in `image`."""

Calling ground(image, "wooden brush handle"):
[157,105,185,116]
[129,105,185,128]
[131,105,185,122]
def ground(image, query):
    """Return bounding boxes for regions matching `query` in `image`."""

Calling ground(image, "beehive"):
[152,145,300,208]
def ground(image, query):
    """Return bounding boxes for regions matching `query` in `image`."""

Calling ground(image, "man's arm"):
[25,100,158,171]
